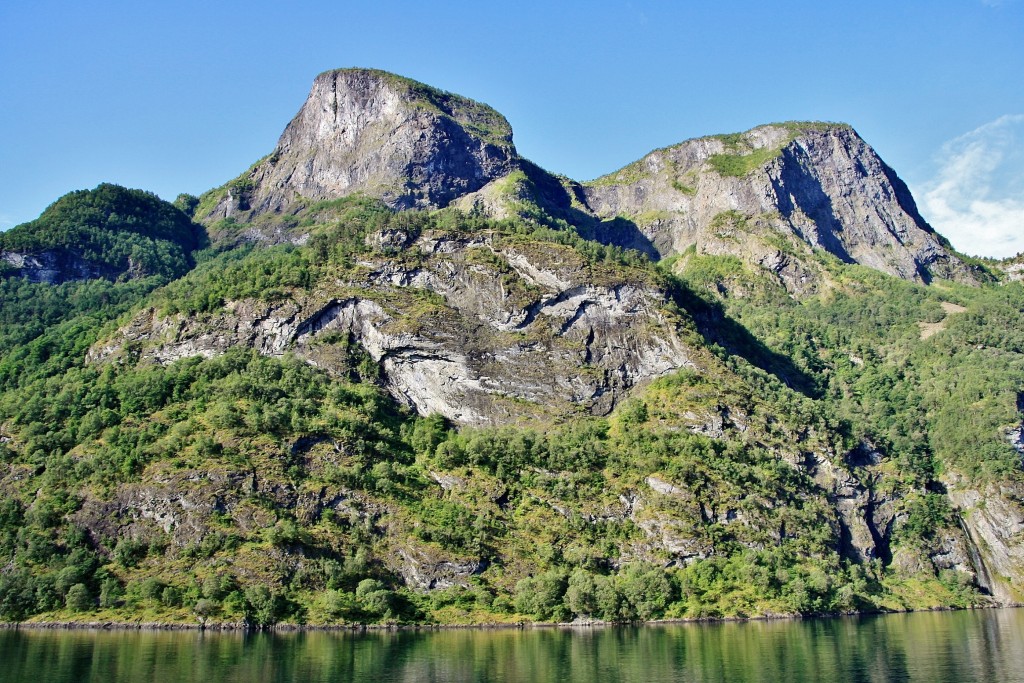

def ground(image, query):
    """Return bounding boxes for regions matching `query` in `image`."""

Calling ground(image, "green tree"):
[65,583,92,612]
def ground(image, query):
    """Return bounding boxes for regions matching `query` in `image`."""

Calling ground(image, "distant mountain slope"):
[0,184,207,284]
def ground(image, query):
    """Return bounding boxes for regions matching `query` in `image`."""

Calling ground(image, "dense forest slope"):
[0,184,207,284]
[1,69,1022,627]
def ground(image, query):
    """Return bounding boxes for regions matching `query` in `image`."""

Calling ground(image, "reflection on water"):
[2,609,1023,683]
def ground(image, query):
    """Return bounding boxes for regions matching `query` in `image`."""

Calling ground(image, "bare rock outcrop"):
[90,231,696,426]
[201,69,518,224]
[945,473,1024,603]
[1,249,117,284]
[579,124,976,288]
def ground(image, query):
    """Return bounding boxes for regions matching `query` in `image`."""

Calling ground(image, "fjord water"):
[3,609,1023,683]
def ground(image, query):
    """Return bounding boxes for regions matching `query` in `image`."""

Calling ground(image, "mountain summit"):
[578,123,974,286]
[200,68,518,222]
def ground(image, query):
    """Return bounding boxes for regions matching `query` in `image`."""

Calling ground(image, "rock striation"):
[90,229,696,426]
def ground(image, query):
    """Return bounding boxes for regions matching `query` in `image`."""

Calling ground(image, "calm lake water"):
[3,609,1023,682]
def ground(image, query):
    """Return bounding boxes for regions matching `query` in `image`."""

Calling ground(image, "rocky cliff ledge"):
[90,227,697,426]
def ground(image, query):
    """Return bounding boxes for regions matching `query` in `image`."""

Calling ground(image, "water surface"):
[3,609,1023,682]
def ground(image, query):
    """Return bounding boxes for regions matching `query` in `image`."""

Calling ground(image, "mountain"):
[0,70,1022,629]
[576,122,976,288]
[195,68,517,240]
[0,183,207,284]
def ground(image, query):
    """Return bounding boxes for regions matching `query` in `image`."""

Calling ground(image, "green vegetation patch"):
[708,146,781,177]
[706,122,851,177]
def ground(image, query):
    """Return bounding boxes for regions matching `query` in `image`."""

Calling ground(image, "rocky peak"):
[202,68,519,222]
[580,123,977,287]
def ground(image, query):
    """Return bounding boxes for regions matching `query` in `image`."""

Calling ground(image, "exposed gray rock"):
[1,249,118,284]
[579,124,976,288]
[73,465,274,550]
[945,473,1024,603]
[90,231,697,426]
[811,448,895,564]
[1008,423,1024,461]
[395,547,483,590]
[201,68,518,224]
[192,69,973,291]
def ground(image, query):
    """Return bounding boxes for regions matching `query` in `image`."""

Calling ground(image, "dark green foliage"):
[514,564,678,623]
[355,579,395,619]
[0,183,208,281]
[243,585,286,626]
[0,276,165,418]
[898,494,952,548]
[65,584,92,612]
[514,570,569,621]
[173,194,200,217]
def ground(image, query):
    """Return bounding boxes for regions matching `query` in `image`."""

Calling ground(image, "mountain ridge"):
[1,69,1023,628]
[190,69,978,293]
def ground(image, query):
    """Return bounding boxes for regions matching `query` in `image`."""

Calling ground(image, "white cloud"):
[915,114,1024,258]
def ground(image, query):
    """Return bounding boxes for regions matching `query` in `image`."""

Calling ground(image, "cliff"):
[197,69,517,234]
[577,124,975,288]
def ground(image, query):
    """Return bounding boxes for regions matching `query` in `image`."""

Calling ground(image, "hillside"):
[1,69,1022,628]
[0,183,207,284]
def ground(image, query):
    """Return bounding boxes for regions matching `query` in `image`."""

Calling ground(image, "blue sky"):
[2,0,1022,256]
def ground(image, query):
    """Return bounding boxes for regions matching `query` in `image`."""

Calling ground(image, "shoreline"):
[2,603,1017,634]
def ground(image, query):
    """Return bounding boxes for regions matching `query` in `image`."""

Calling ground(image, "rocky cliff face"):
[90,229,696,426]
[944,473,1024,603]
[579,124,975,287]
[200,69,518,224]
